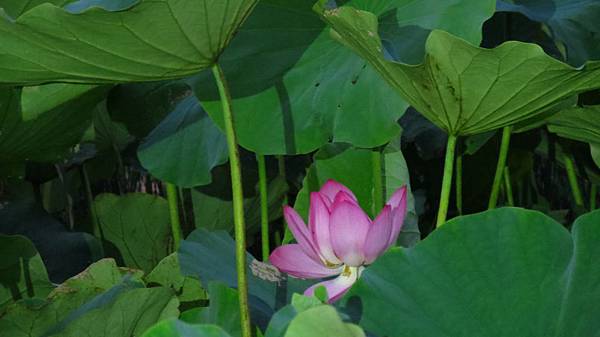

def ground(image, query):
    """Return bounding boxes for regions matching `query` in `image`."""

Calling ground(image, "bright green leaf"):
[0,0,257,85]
[315,6,600,136]
[345,208,600,337]
[196,0,495,154]
[283,305,365,337]
[142,320,232,337]
[145,253,205,303]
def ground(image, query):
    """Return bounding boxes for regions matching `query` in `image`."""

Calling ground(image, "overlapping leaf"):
[315,5,600,136]
[0,0,257,85]
[497,0,600,65]
[196,0,495,154]
[0,85,108,167]
[94,193,171,273]
[547,105,600,145]
[344,208,600,337]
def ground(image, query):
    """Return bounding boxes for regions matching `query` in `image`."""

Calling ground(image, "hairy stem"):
[488,126,512,209]
[257,153,270,261]
[437,135,457,227]
[564,153,584,207]
[165,182,183,251]
[371,148,383,215]
[455,153,463,215]
[503,166,514,207]
[212,64,252,337]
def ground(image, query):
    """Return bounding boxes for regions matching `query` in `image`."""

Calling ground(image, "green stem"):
[436,135,457,227]
[81,164,100,238]
[488,126,512,209]
[503,166,514,207]
[277,155,288,205]
[165,182,183,251]
[371,148,383,215]
[564,153,584,207]
[212,64,251,337]
[591,184,597,210]
[178,187,188,227]
[257,153,270,261]
[455,153,463,215]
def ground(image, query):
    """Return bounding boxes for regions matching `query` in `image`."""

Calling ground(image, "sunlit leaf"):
[196,0,495,154]
[0,0,257,85]
[315,5,600,136]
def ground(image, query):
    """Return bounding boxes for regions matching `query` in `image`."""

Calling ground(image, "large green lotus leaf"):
[179,282,241,337]
[0,0,136,19]
[142,320,232,337]
[315,5,600,136]
[178,229,313,316]
[343,208,600,337]
[283,305,365,337]
[0,234,53,309]
[497,0,600,65]
[145,253,205,303]
[547,105,600,145]
[0,258,148,337]
[93,193,171,273]
[263,295,324,337]
[293,140,419,247]
[0,85,108,167]
[195,0,495,154]
[0,0,257,85]
[138,93,228,188]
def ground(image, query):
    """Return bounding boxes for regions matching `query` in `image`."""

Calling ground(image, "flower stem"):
[165,182,182,251]
[212,64,251,337]
[455,153,463,215]
[257,153,270,261]
[564,153,584,207]
[80,163,100,238]
[436,135,457,227]
[503,166,514,207]
[488,126,512,209]
[591,184,597,210]
[371,148,383,215]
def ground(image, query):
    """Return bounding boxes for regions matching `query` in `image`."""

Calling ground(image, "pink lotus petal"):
[283,206,322,263]
[309,192,341,265]
[270,244,342,279]
[386,187,408,247]
[304,266,360,303]
[319,180,358,203]
[386,186,407,209]
[330,200,371,267]
[363,205,393,264]
[332,190,360,206]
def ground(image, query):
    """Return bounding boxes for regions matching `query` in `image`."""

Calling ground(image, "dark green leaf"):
[94,193,171,273]
[138,94,228,187]
[497,0,600,65]
[345,208,600,337]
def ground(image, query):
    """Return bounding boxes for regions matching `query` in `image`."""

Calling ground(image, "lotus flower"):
[270,180,407,302]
